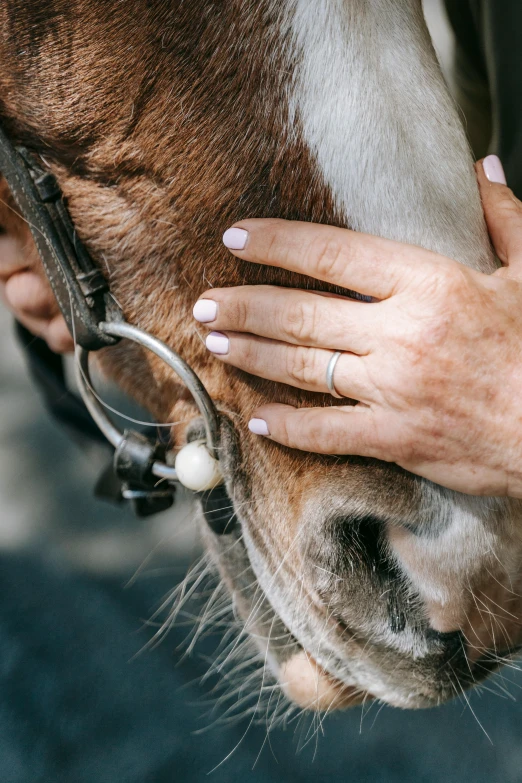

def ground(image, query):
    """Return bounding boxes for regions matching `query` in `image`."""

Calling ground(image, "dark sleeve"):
[445,0,522,197]
[444,0,487,84]
[444,0,492,159]
[14,320,107,448]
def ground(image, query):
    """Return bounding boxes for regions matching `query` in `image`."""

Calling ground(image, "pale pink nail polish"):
[223,227,248,250]
[248,418,270,436]
[206,331,229,355]
[483,155,507,185]
[193,299,218,323]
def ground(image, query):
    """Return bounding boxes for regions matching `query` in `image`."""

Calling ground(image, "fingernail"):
[483,155,507,185]
[223,227,248,250]
[206,331,229,355]
[193,299,218,323]
[248,418,270,436]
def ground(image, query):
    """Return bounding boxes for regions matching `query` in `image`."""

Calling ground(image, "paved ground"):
[2,3,522,781]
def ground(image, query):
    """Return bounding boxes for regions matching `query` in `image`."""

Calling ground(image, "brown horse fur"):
[1,0,521,711]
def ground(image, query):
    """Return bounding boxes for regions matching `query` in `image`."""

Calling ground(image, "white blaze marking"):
[285,0,493,271]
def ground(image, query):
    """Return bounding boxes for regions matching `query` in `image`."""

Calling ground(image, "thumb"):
[476,156,522,276]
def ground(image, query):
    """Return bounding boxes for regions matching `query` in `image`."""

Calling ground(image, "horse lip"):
[278,650,371,710]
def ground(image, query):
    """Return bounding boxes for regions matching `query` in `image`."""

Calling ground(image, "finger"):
[4,271,58,319]
[206,331,372,400]
[222,219,435,299]
[17,312,73,353]
[477,157,522,274]
[194,286,379,353]
[11,310,55,341]
[3,303,73,354]
[45,315,74,353]
[247,403,381,456]
[0,233,28,279]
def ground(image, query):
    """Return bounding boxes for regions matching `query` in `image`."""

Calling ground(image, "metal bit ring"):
[74,319,221,482]
[326,351,344,399]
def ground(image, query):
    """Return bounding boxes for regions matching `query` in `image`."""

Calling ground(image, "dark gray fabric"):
[445,0,522,196]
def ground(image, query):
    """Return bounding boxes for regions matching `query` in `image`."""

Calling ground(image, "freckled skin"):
[205,181,522,498]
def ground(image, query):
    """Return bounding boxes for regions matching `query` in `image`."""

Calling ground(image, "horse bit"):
[0,124,230,520]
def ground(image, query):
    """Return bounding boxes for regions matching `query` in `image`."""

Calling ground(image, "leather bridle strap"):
[0,124,122,350]
[0,123,227,519]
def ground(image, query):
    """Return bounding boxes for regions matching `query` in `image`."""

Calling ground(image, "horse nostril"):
[425,628,465,654]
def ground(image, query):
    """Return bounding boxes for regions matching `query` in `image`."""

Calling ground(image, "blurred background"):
[1,2,522,781]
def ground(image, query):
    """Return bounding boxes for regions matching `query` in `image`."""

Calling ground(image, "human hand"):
[194,156,522,497]
[0,209,73,353]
